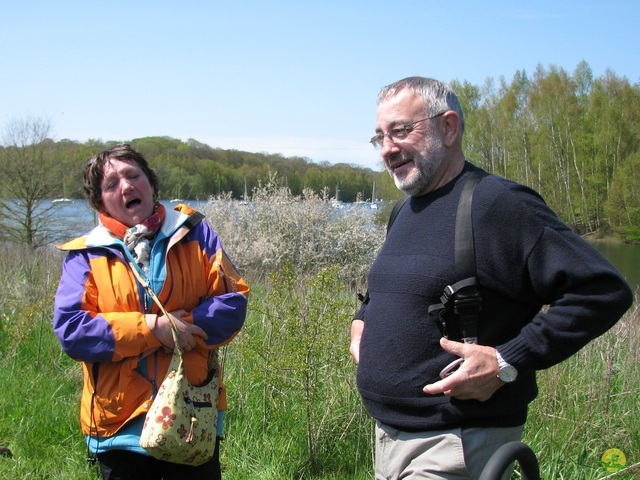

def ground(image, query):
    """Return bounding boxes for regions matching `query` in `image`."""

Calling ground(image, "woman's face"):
[100,158,156,227]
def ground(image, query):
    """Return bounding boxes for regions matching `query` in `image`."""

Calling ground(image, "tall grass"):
[524,302,640,479]
[0,243,94,479]
[221,265,374,479]
[0,183,638,479]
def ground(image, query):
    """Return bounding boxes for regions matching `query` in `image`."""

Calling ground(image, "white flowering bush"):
[201,176,385,283]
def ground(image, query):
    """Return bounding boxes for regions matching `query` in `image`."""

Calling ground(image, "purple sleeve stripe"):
[53,251,116,362]
[194,294,248,346]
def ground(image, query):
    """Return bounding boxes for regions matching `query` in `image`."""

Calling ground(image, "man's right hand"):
[350,319,364,363]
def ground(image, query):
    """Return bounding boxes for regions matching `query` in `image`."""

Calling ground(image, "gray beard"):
[391,157,440,197]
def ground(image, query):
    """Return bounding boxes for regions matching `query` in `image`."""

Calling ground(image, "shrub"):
[201,175,385,285]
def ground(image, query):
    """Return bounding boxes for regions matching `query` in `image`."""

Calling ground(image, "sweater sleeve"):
[498,224,633,371]
[475,180,634,371]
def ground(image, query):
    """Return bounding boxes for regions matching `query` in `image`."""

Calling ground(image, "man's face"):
[376,89,448,197]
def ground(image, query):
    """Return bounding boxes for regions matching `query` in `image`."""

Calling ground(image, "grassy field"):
[1,238,639,479]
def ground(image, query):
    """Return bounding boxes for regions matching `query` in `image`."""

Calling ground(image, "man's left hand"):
[422,338,505,401]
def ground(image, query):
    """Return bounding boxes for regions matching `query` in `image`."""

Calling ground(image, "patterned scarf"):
[99,202,166,274]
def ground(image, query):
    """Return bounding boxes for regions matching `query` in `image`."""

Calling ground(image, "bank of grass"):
[1,242,639,478]
[524,302,640,479]
[0,244,94,479]
[218,284,640,480]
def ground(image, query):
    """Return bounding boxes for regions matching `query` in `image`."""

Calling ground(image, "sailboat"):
[170,187,184,203]
[331,183,345,209]
[52,180,73,204]
[240,178,249,205]
[370,181,379,209]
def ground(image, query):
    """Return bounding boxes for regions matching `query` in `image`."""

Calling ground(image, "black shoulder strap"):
[384,171,488,342]
[425,170,488,344]
[386,170,488,246]
[87,362,100,464]
[386,195,409,235]
[455,171,488,279]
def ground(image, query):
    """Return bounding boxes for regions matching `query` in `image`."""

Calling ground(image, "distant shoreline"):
[583,233,638,246]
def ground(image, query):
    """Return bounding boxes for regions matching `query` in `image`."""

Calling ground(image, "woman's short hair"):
[84,144,159,211]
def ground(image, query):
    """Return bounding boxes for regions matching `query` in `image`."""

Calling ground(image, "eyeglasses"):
[369,111,446,150]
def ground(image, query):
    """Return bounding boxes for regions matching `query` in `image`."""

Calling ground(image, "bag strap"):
[129,261,228,378]
[425,170,488,344]
[455,171,487,279]
[386,195,409,235]
[129,262,183,355]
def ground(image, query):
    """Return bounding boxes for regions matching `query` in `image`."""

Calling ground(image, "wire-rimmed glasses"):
[370,111,446,150]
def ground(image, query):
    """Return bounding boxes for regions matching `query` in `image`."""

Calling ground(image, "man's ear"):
[441,111,462,148]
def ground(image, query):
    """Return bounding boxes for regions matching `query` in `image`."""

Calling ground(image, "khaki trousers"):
[374,422,524,480]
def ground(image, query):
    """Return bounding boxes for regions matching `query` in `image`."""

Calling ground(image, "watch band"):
[496,349,518,383]
[496,350,511,369]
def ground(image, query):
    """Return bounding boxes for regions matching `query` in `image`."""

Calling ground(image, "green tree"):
[605,151,640,240]
[0,117,62,246]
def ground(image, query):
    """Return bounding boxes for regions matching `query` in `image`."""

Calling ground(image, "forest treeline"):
[1,61,639,240]
[453,61,640,240]
[1,134,398,207]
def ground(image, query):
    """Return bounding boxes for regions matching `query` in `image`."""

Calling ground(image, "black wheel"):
[478,441,540,480]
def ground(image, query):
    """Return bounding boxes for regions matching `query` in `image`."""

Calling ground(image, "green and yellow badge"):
[601,448,626,473]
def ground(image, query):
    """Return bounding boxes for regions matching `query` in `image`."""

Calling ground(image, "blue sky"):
[1,1,638,171]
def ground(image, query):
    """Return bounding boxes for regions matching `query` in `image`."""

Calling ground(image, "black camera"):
[428,279,482,343]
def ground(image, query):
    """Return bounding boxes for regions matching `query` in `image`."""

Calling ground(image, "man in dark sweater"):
[350,76,633,479]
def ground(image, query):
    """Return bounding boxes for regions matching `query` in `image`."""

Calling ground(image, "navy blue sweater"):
[356,162,633,432]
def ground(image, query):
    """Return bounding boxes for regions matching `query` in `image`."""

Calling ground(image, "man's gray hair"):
[377,77,465,134]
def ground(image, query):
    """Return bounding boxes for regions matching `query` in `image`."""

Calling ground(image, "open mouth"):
[126,199,142,209]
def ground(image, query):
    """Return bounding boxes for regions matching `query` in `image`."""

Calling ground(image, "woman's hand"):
[146,309,208,352]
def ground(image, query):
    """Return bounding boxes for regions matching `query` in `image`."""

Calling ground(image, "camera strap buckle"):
[429,276,482,343]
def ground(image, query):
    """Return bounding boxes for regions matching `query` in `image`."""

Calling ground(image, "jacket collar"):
[56,204,201,252]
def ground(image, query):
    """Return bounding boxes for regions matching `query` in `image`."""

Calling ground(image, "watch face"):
[499,366,518,383]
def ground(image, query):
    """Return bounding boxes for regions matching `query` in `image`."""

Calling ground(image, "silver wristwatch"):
[496,350,518,383]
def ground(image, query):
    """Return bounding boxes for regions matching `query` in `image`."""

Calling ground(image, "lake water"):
[48,199,210,241]
[46,200,640,291]
[593,241,640,293]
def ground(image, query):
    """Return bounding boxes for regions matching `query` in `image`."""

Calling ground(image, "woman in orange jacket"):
[53,144,249,480]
